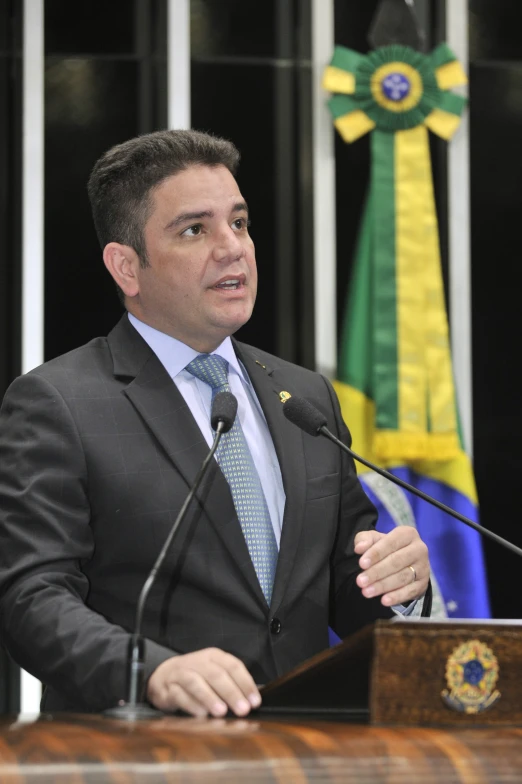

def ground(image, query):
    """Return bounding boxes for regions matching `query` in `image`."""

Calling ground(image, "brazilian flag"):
[324,43,490,618]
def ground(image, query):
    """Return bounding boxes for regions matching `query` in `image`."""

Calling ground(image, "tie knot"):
[186,354,229,390]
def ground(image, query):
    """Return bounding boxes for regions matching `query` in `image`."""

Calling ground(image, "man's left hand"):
[354,527,429,606]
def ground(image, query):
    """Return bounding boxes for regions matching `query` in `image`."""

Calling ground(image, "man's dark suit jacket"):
[0,315,400,713]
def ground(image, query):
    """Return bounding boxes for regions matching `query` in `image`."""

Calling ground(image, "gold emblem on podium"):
[279,391,292,403]
[441,639,500,714]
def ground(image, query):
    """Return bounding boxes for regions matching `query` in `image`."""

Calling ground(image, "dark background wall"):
[469,0,522,619]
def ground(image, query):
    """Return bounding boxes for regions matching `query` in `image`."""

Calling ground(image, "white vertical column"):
[22,0,44,376]
[311,0,337,378]
[447,0,473,456]
[167,0,191,129]
[21,0,44,714]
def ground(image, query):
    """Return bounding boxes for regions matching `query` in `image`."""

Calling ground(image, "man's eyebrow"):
[165,201,249,231]
[165,210,214,231]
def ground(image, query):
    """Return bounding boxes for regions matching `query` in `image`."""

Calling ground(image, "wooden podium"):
[1,620,522,782]
[2,712,522,782]
[260,618,522,726]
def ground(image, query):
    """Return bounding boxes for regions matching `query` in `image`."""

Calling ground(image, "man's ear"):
[103,242,141,298]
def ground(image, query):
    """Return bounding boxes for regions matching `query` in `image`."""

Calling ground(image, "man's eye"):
[181,224,202,237]
[232,218,250,230]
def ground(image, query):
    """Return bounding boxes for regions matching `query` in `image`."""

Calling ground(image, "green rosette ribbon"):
[323,43,468,463]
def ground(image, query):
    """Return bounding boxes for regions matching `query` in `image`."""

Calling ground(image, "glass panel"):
[191,0,277,59]
[469,62,522,617]
[191,61,277,354]
[470,0,522,61]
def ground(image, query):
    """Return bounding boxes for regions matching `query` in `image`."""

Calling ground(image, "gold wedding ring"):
[408,565,417,584]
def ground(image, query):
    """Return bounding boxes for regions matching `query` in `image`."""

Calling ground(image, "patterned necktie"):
[186,354,278,604]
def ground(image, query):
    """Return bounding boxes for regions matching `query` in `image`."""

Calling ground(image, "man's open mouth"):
[213,275,245,290]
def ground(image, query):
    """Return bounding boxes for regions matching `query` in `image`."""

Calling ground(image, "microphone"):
[105,390,238,720]
[283,395,522,558]
[211,391,237,432]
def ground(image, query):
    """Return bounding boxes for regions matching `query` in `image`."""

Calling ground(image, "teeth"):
[216,279,240,288]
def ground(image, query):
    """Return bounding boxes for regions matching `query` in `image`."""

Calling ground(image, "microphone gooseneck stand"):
[105,391,238,720]
[282,396,522,559]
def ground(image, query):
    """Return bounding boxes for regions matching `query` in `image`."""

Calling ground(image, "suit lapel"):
[108,317,267,607]
[234,342,307,613]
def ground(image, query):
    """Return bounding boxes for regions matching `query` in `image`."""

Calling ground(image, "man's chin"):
[212,305,254,336]
[215,318,251,339]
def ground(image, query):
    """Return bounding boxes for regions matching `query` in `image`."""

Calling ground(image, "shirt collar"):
[128,313,248,384]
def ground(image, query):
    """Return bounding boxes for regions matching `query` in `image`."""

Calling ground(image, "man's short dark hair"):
[87,128,241,270]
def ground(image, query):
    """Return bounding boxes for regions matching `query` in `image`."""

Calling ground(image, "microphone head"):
[211,391,238,433]
[282,396,327,437]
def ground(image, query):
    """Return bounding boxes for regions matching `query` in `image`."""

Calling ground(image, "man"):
[0,130,430,718]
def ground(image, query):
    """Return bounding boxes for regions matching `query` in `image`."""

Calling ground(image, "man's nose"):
[212,225,244,261]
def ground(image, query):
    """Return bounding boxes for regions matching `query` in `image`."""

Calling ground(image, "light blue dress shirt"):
[128,313,285,547]
[128,314,421,617]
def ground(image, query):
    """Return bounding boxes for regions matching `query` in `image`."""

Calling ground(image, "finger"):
[359,564,424,601]
[356,543,417,588]
[354,529,383,554]
[212,650,261,709]
[150,678,211,718]
[173,668,234,716]
[381,575,430,607]
[358,527,421,569]
[358,539,429,594]
[177,665,251,717]
[166,682,213,718]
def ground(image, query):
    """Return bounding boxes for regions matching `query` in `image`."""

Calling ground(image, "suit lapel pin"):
[255,360,267,369]
[279,391,292,403]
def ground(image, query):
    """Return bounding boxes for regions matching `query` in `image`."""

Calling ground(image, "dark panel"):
[334,0,380,55]
[191,0,277,59]
[0,0,22,715]
[44,2,167,361]
[470,62,522,619]
[0,0,12,50]
[333,0,378,335]
[0,0,22,394]
[45,0,135,55]
[293,0,314,370]
[470,0,522,62]
[191,60,277,355]
[44,59,140,360]
[137,0,168,134]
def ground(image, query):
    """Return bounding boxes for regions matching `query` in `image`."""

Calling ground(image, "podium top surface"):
[394,617,522,626]
[0,713,522,783]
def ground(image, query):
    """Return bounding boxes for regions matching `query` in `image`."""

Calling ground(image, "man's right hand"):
[146,648,262,718]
